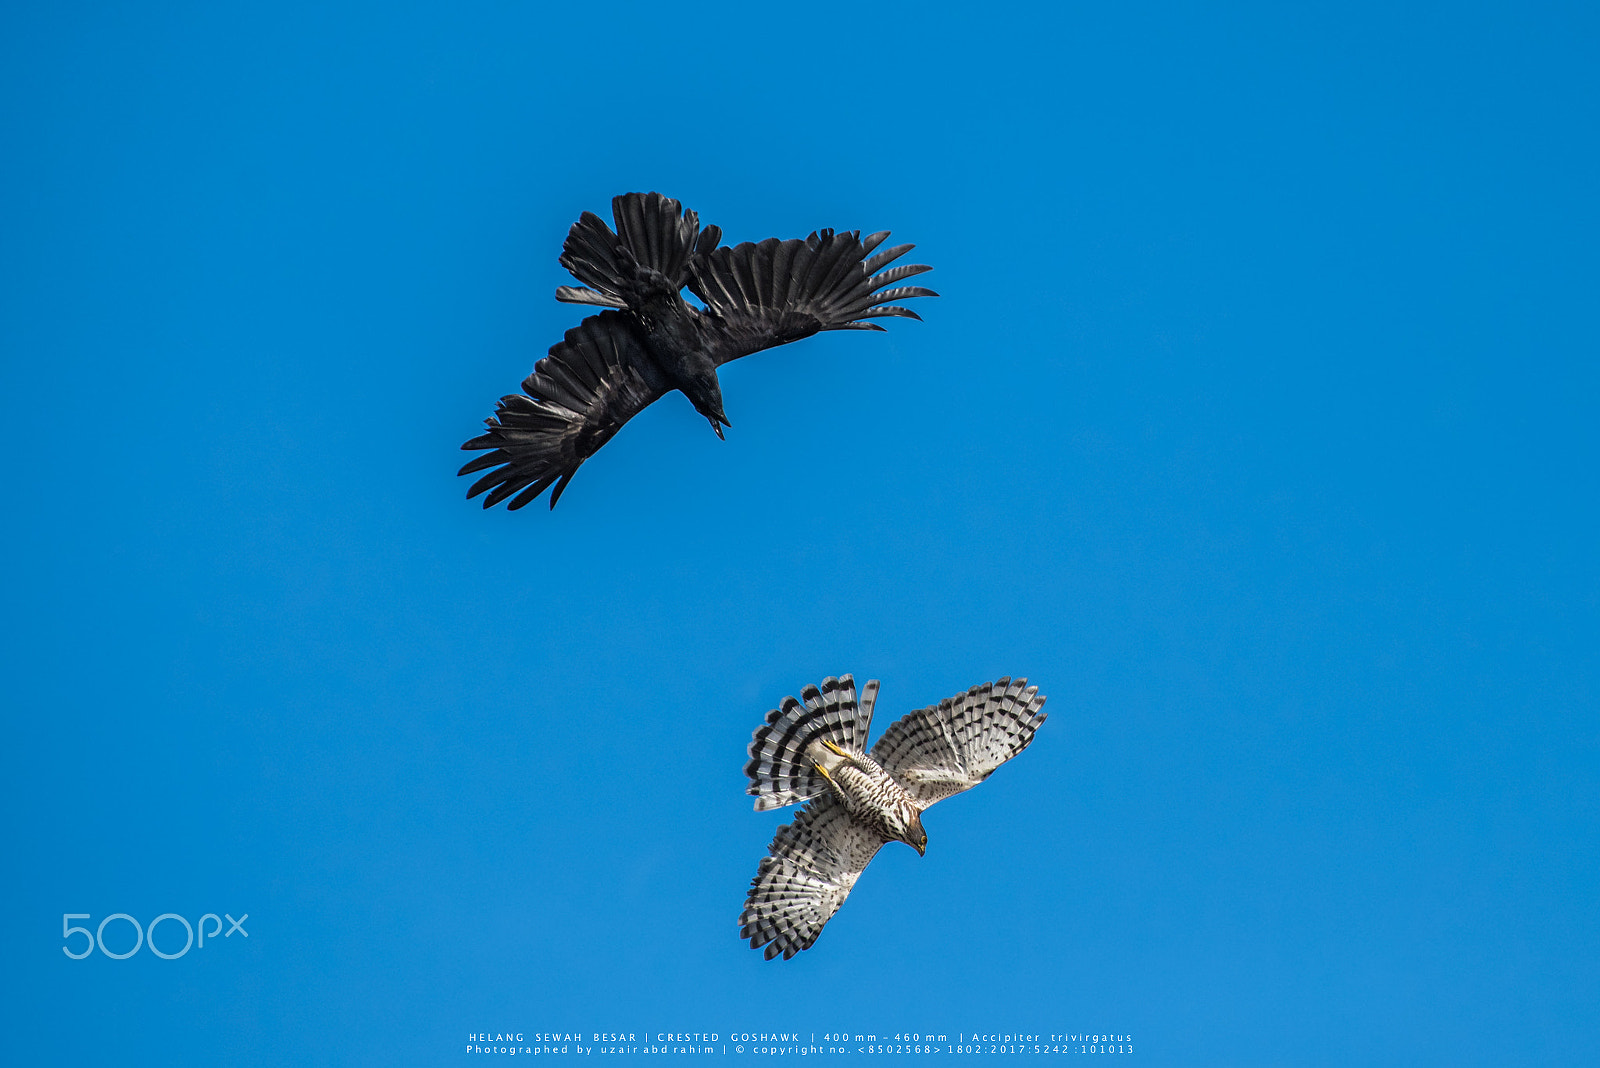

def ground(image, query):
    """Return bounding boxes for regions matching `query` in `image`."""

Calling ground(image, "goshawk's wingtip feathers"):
[740,796,884,961]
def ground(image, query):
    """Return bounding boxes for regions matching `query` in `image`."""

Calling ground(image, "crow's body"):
[624,271,728,434]
[459,192,935,509]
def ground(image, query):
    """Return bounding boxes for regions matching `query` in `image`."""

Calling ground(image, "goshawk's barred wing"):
[745,675,880,811]
[690,230,937,367]
[740,796,890,960]
[555,192,721,309]
[870,677,1047,809]
[458,312,669,509]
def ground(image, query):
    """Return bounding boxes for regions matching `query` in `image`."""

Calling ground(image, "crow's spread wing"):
[870,678,1047,810]
[740,796,891,960]
[458,312,670,509]
[555,192,722,309]
[690,230,936,367]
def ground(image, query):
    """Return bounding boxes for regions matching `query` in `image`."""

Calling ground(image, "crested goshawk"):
[740,674,1047,959]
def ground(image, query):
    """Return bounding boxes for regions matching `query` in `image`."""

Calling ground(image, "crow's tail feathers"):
[745,675,879,811]
[556,192,721,308]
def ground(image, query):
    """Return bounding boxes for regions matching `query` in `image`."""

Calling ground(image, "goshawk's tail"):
[745,675,878,811]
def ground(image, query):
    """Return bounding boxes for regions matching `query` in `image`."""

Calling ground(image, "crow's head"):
[684,369,730,440]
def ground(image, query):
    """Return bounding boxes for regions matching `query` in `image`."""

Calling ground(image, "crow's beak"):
[709,411,730,440]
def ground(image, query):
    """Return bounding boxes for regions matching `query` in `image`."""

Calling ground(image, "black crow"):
[458,192,936,509]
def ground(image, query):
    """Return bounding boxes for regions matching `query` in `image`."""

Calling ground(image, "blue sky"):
[2,1,1596,1064]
